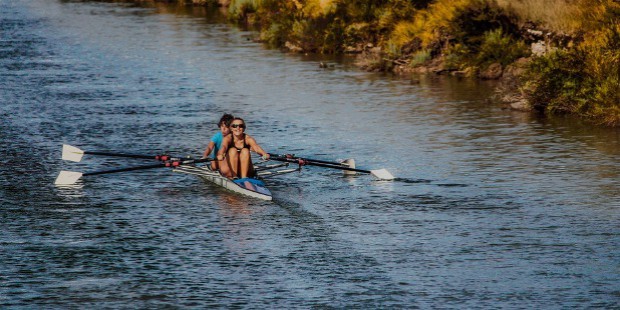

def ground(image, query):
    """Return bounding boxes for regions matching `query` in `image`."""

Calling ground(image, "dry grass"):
[301,0,338,18]
[390,0,471,50]
[495,0,618,33]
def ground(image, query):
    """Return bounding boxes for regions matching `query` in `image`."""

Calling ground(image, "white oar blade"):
[342,159,356,176]
[55,171,83,185]
[370,169,395,180]
[62,144,84,162]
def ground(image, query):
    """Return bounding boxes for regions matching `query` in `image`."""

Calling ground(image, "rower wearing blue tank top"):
[202,113,234,171]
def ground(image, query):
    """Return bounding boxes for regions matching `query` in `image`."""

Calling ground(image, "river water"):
[1,0,618,308]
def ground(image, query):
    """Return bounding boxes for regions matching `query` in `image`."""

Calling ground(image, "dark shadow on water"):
[397,177,469,188]
[397,177,432,184]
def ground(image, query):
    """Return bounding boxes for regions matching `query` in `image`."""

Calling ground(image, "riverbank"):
[114,0,620,127]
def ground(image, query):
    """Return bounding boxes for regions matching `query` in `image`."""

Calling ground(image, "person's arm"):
[247,136,270,160]
[216,136,231,161]
[202,141,215,158]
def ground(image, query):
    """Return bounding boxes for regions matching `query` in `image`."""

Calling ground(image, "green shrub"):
[525,49,585,113]
[228,0,258,22]
[524,21,620,126]
[476,28,529,66]
[344,22,372,47]
[410,49,431,66]
[443,43,470,70]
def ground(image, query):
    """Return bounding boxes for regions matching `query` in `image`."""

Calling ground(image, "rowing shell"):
[56,144,395,199]
[173,165,273,201]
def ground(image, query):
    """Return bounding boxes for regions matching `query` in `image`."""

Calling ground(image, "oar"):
[62,144,171,162]
[268,153,395,180]
[55,158,210,185]
[263,153,348,166]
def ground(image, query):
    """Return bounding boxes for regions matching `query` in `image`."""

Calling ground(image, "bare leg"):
[227,148,240,178]
[239,148,253,178]
[217,156,232,178]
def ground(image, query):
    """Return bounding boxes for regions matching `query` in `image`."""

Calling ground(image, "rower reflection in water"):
[216,117,270,179]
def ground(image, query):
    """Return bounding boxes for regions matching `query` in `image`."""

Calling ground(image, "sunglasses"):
[230,124,245,129]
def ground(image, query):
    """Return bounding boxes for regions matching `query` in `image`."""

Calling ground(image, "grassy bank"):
[226,0,619,126]
[123,0,620,126]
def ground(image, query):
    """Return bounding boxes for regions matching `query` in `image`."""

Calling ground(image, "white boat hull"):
[174,165,273,201]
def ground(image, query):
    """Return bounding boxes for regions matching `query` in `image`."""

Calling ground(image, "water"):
[1,0,619,308]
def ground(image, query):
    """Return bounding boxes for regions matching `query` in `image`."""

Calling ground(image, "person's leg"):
[227,148,240,178]
[239,148,253,178]
[217,156,232,178]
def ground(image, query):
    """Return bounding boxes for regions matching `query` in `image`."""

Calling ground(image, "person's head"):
[218,113,234,135]
[229,117,246,136]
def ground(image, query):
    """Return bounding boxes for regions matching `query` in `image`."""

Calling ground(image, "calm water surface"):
[1,0,619,308]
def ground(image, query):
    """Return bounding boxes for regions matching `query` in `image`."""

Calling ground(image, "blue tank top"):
[210,132,224,159]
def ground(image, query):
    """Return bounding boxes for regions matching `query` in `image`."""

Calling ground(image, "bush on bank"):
[524,21,620,126]
[227,0,430,53]
[525,2,620,126]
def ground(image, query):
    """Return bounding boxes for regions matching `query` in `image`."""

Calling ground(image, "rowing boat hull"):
[174,165,272,201]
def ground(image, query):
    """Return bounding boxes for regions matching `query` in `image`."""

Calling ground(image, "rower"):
[216,117,270,179]
[203,113,234,171]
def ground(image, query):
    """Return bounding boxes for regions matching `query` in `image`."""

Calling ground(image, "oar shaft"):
[84,151,160,160]
[83,163,167,176]
[302,161,372,174]
[83,158,210,177]
[269,155,372,174]
[273,155,346,166]
[63,145,173,162]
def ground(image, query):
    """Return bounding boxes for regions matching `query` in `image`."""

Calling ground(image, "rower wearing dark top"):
[216,117,270,179]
